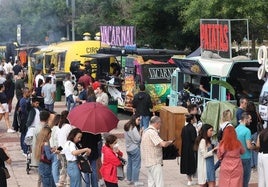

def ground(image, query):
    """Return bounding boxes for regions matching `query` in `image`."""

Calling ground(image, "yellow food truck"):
[34,40,103,74]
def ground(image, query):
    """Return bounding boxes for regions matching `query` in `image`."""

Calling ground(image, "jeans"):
[214,160,221,171]
[45,103,54,112]
[242,158,251,187]
[127,147,141,182]
[82,159,98,187]
[67,161,81,187]
[39,162,55,187]
[140,116,150,130]
[20,132,27,154]
[51,154,60,185]
[66,95,75,111]
[251,132,258,168]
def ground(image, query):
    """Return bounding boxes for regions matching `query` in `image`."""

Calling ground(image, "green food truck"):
[90,47,187,112]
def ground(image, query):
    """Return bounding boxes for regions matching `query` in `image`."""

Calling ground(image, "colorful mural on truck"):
[121,56,176,112]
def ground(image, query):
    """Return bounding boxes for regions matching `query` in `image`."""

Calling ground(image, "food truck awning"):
[80,53,116,59]
[172,56,235,77]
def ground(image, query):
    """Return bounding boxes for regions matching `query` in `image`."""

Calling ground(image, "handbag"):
[162,144,179,160]
[1,167,10,179]
[257,112,264,133]
[117,156,126,180]
[117,165,125,180]
[40,147,51,164]
[77,155,92,173]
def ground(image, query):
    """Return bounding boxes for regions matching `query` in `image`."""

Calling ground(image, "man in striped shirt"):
[141,116,174,187]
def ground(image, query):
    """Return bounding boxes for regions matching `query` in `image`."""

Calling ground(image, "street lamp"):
[66,0,75,41]
[71,0,75,41]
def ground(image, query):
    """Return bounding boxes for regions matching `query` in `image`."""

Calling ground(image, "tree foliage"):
[0,0,267,53]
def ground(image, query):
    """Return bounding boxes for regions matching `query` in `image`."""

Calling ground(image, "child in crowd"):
[100,134,123,187]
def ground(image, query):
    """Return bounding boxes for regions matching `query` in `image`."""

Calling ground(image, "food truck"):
[169,55,262,107]
[34,40,103,72]
[88,47,187,112]
[169,19,263,108]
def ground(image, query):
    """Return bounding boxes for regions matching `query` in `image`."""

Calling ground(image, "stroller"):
[24,131,38,174]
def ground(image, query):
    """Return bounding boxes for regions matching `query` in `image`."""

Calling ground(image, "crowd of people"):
[180,98,267,187]
[0,63,175,187]
[0,59,113,187]
[0,57,267,187]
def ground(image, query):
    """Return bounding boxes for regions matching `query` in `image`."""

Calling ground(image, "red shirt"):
[100,145,123,183]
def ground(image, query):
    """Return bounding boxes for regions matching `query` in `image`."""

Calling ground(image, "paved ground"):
[0,99,258,187]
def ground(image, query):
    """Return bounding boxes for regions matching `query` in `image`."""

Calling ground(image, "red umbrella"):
[68,102,119,134]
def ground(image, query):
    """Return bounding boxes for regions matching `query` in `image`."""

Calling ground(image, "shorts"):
[0,103,9,114]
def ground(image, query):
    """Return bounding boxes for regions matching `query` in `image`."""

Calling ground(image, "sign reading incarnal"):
[100,26,136,47]
[148,67,176,80]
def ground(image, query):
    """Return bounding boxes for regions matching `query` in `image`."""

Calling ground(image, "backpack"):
[217,123,231,142]
[178,89,190,107]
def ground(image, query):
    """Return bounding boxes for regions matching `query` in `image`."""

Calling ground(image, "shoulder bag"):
[1,167,10,179]
[117,156,127,180]
[77,154,92,173]
[257,112,264,133]
[40,147,51,164]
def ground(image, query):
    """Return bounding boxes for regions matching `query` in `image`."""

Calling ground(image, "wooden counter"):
[159,106,188,155]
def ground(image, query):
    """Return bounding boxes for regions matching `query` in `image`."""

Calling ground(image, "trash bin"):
[55,81,62,101]
[108,99,118,115]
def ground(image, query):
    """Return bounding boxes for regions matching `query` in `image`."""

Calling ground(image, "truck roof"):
[172,55,258,77]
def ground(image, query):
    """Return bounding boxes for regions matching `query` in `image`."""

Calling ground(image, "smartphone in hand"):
[57,146,63,151]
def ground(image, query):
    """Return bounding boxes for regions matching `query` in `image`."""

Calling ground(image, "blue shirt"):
[236,108,245,125]
[235,124,251,159]
[19,97,30,121]
[78,89,87,101]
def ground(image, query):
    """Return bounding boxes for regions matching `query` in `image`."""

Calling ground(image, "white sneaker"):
[134,182,144,186]
[98,179,105,186]
[126,180,133,185]
[22,153,27,158]
[187,181,192,186]
[7,128,16,133]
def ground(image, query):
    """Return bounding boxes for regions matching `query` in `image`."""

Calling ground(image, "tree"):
[181,0,268,58]
[74,0,134,40]
[130,0,184,49]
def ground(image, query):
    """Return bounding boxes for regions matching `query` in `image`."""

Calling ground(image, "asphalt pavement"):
[0,99,258,187]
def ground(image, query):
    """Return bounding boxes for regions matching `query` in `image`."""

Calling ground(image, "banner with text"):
[200,19,230,58]
[141,64,177,84]
[100,26,136,48]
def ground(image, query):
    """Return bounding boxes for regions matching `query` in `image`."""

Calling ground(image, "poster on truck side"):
[121,63,176,112]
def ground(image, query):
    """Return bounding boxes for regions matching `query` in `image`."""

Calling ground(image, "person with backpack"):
[217,109,234,141]
[215,109,234,170]
[178,82,191,108]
